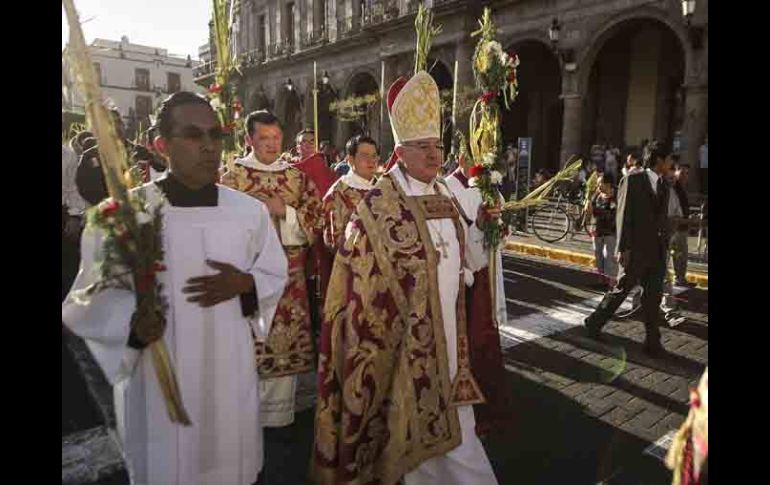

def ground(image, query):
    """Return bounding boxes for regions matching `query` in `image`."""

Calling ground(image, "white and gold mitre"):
[389,70,440,144]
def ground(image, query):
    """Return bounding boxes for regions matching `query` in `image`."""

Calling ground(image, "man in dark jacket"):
[584,141,673,356]
[75,109,139,205]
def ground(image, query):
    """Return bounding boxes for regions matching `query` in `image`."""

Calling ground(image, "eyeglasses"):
[354,153,379,161]
[402,143,444,152]
[170,126,225,142]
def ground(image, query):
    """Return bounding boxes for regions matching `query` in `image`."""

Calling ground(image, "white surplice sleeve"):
[62,225,138,384]
[247,203,288,342]
[278,205,308,246]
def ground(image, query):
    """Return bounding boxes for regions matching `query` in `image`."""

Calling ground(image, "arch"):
[275,81,304,150]
[579,16,686,155]
[339,69,380,147]
[578,7,690,96]
[500,39,563,174]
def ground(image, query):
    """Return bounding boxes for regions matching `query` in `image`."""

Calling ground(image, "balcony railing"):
[268,42,288,59]
[337,16,359,39]
[193,61,216,79]
[240,49,266,68]
[301,29,328,49]
[224,1,464,71]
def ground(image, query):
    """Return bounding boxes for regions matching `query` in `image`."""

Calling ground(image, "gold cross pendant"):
[435,234,450,259]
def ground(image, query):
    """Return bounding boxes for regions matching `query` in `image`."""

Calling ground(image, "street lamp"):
[285,78,294,92]
[322,71,330,86]
[547,18,575,67]
[547,18,560,46]
[681,0,703,49]
[681,0,696,24]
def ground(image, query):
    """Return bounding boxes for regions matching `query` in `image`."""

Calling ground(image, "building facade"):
[63,36,202,138]
[195,0,708,192]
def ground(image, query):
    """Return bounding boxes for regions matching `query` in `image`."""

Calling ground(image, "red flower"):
[690,389,701,408]
[222,122,236,134]
[208,83,223,94]
[480,91,496,104]
[508,49,517,59]
[468,164,484,178]
[232,100,243,113]
[101,199,120,217]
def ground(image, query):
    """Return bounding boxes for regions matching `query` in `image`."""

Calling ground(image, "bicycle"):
[529,181,595,243]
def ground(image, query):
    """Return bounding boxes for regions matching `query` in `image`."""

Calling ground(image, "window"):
[135,68,150,91]
[320,0,327,33]
[258,15,267,52]
[135,96,153,123]
[94,62,102,85]
[167,72,181,93]
[286,2,296,48]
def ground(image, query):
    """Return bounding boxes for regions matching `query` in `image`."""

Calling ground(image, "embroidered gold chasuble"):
[313,172,484,485]
[322,178,371,250]
[222,162,324,377]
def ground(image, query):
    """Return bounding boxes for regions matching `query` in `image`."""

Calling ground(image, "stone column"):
[559,92,583,167]
[681,83,708,194]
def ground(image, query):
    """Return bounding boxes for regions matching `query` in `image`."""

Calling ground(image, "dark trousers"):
[62,215,84,302]
[585,247,666,347]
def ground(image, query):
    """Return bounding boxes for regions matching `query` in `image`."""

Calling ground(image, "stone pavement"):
[62,251,707,484]
[485,253,707,484]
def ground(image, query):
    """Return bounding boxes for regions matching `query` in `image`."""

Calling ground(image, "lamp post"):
[681,0,703,49]
[547,18,575,68]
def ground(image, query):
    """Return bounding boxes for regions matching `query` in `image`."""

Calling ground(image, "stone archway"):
[275,81,303,151]
[340,71,380,147]
[580,17,686,157]
[500,40,562,174]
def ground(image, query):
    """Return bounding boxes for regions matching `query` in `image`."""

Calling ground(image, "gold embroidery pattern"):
[391,72,441,143]
[322,180,369,251]
[222,164,323,377]
[314,175,483,485]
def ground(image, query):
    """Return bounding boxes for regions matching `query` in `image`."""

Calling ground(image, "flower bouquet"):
[467,7,520,249]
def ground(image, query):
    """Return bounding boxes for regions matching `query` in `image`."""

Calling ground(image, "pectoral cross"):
[434,231,450,259]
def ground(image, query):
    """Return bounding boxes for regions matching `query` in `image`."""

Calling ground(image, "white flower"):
[490,170,504,185]
[482,153,497,167]
[209,97,222,110]
[135,211,153,225]
[500,52,509,65]
[469,177,479,187]
[488,41,503,55]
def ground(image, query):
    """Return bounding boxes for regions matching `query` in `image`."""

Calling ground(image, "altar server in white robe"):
[62,92,288,485]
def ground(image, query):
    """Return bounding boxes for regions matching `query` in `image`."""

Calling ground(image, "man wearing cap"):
[313,71,498,485]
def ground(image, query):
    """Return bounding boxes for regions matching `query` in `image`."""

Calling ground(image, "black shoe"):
[643,343,666,357]
[675,280,697,289]
[584,318,604,341]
